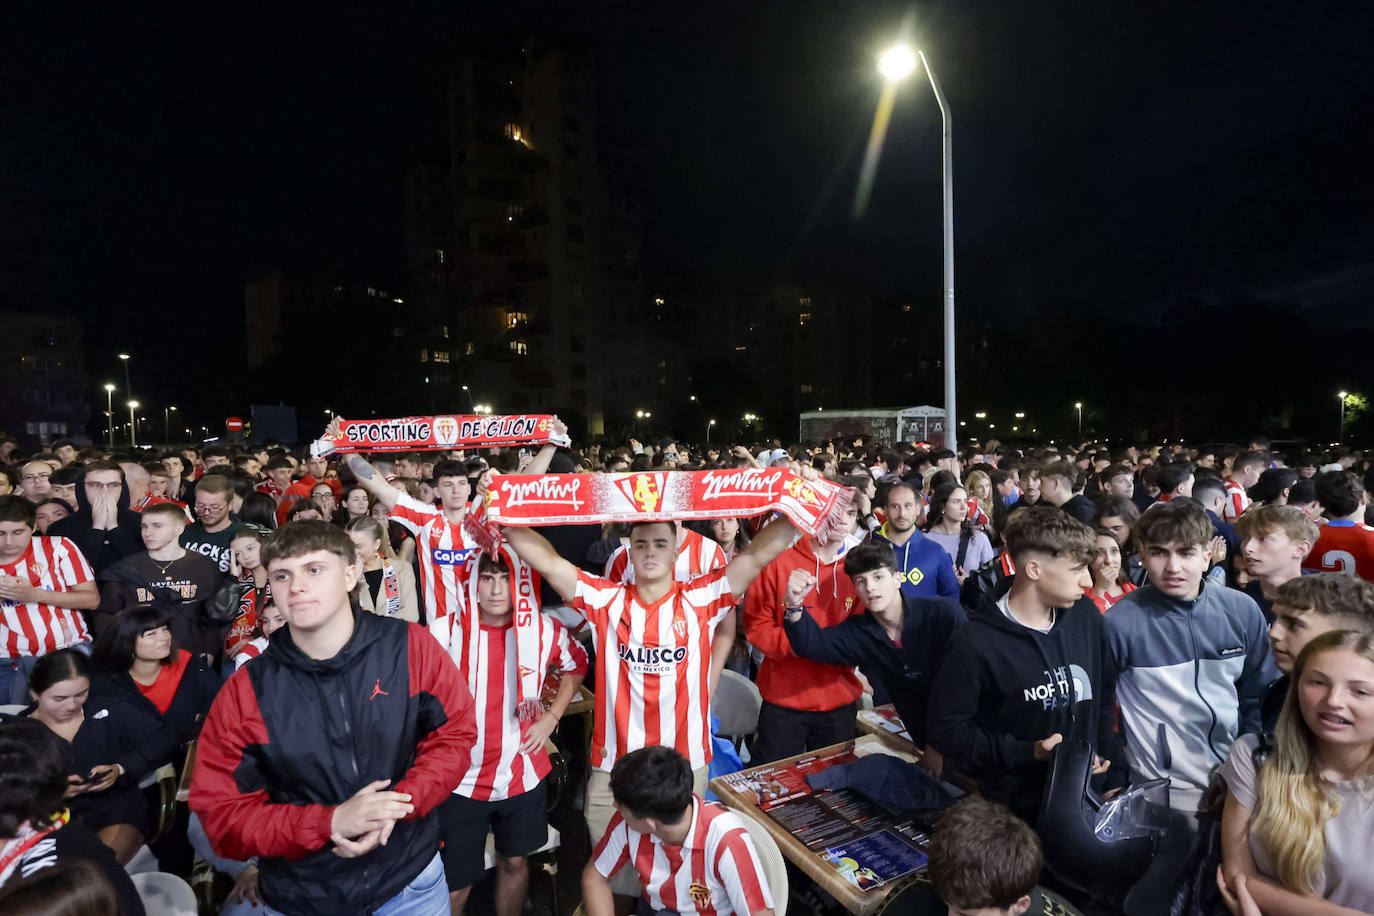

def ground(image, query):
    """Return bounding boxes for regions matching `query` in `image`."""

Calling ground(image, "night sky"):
[3,1,1372,430]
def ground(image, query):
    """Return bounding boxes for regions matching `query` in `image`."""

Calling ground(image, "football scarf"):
[467,468,854,551]
[457,543,547,722]
[309,413,572,458]
[380,556,402,617]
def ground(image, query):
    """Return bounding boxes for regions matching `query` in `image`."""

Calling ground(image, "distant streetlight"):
[1075,402,1083,438]
[461,385,476,412]
[974,412,987,420]
[127,400,140,448]
[707,419,717,443]
[879,38,957,447]
[103,384,116,447]
[118,353,133,406]
[164,405,176,446]
[1339,391,1349,441]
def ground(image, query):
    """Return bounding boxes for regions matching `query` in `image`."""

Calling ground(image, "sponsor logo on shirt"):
[1022,664,1093,710]
[617,643,689,674]
[895,568,925,586]
[1220,646,1244,657]
[432,547,474,565]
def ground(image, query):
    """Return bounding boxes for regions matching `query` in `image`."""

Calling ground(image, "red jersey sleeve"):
[714,824,774,915]
[551,619,588,677]
[389,492,441,535]
[569,569,622,629]
[590,812,632,877]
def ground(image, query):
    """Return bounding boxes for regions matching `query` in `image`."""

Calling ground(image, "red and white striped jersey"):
[603,527,727,585]
[442,617,588,800]
[0,536,94,657]
[233,636,269,668]
[1303,520,1374,581]
[389,493,477,625]
[570,567,737,772]
[1223,479,1250,521]
[592,795,772,916]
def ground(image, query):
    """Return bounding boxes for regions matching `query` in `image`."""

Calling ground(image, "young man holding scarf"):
[435,545,586,916]
[502,508,800,899]
[337,417,565,631]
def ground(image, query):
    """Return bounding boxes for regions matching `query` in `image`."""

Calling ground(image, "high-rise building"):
[0,310,91,445]
[408,34,670,436]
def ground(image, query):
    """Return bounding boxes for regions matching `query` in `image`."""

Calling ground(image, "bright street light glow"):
[1339,391,1348,399]
[1014,412,1025,418]
[128,400,140,409]
[118,353,130,361]
[1074,402,1083,409]
[104,383,115,392]
[878,45,917,82]
[975,412,987,419]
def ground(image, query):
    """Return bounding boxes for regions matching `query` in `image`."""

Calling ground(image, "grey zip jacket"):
[1104,579,1278,812]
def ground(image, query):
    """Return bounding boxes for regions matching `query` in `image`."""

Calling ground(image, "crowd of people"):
[2,427,1373,916]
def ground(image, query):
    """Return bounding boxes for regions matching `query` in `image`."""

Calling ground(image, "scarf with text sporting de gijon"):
[464,468,854,554]
[309,414,571,458]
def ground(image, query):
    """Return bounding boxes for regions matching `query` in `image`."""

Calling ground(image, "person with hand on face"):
[1219,630,1374,915]
[784,539,966,776]
[927,506,1122,824]
[434,548,586,916]
[47,461,145,577]
[189,521,477,916]
[14,649,162,865]
[0,497,100,705]
[99,502,227,655]
[344,517,418,623]
[1086,528,1138,614]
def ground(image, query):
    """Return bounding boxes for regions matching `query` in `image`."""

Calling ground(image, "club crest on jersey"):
[688,883,712,908]
[615,473,667,513]
[671,613,688,640]
[433,415,459,446]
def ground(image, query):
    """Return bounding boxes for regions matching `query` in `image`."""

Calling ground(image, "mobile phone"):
[519,448,531,460]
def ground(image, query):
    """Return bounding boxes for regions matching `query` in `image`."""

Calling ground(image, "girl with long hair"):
[1220,629,1374,911]
[924,482,993,583]
[345,516,419,622]
[1085,528,1137,613]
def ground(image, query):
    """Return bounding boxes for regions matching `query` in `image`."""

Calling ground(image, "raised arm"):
[342,452,401,512]
[521,417,568,476]
[725,515,798,598]
[503,526,581,603]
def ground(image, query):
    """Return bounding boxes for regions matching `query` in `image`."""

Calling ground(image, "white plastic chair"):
[739,816,788,916]
[711,669,762,743]
[129,872,198,916]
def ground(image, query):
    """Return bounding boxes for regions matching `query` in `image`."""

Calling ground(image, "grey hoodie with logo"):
[1104,579,1278,812]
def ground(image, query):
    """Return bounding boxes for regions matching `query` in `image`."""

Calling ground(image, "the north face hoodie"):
[926,593,1121,822]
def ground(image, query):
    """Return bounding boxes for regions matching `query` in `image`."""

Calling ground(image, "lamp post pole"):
[128,401,140,448]
[1339,392,1348,442]
[104,385,116,447]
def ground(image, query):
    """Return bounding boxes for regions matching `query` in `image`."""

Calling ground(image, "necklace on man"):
[151,556,178,577]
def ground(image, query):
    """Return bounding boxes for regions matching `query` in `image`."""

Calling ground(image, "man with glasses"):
[47,461,144,575]
[18,460,54,501]
[180,474,244,573]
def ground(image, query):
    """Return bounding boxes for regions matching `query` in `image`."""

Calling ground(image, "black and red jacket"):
[189,610,476,915]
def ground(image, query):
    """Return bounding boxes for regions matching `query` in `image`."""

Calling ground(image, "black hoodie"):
[47,467,143,575]
[926,593,1122,822]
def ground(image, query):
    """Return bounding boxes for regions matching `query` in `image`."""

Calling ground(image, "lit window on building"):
[505,123,523,143]
[465,341,476,356]
[801,384,813,394]
[902,304,913,313]
[506,311,528,328]
[507,204,523,222]
[799,297,812,306]
[510,340,528,356]
[433,350,450,363]
[653,297,665,306]
[440,325,450,338]
[419,349,429,362]
[799,312,812,325]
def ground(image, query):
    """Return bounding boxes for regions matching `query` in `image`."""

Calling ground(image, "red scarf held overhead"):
[310,414,570,458]
[466,468,853,553]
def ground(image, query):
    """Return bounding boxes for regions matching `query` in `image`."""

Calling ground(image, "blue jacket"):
[1104,580,1278,811]
[872,526,959,599]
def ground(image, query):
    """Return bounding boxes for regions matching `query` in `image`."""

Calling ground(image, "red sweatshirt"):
[744,538,861,711]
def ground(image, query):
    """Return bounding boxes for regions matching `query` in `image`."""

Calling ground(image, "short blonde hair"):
[1235,504,1319,546]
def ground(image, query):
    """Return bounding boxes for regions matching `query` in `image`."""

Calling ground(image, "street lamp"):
[103,384,116,447]
[164,405,176,446]
[1339,391,1349,442]
[461,385,476,412]
[127,400,140,448]
[880,39,957,446]
[118,353,132,404]
[1075,402,1083,438]
[707,419,717,443]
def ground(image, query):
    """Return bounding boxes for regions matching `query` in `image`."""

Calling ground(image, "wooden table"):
[855,704,917,755]
[709,735,924,915]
